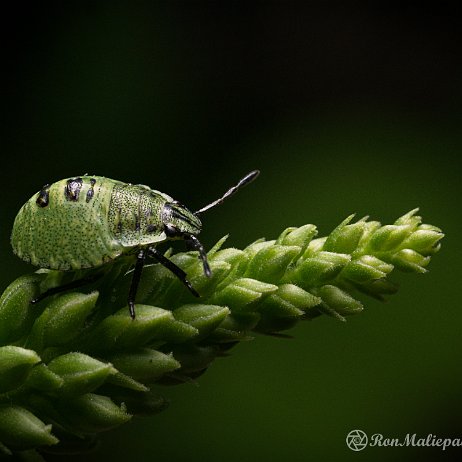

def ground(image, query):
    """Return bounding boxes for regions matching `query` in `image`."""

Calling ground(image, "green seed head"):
[0,209,443,456]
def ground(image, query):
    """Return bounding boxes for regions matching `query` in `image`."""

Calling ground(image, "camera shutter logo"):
[346,429,368,451]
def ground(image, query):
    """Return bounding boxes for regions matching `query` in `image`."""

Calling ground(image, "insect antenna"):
[194,170,260,216]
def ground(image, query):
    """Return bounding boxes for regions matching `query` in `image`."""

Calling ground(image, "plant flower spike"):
[0,170,443,459]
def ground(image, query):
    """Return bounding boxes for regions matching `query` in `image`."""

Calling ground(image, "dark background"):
[2,3,461,461]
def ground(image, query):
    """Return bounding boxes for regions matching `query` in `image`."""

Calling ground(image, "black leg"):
[148,247,200,297]
[31,273,102,304]
[128,249,146,319]
[184,234,211,277]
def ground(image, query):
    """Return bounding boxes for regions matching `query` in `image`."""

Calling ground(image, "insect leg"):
[184,233,211,277]
[128,249,146,319]
[31,273,103,304]
[147,247,199,297]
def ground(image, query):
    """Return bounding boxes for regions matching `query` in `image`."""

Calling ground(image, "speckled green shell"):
[11,176,173,271]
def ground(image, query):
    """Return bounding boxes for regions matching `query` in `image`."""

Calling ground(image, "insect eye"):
[164,223,180,238]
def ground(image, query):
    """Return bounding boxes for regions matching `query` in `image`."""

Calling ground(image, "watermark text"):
[346,430,461,452]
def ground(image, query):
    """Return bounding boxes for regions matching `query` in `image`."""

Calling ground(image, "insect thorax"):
[108,183,168,248]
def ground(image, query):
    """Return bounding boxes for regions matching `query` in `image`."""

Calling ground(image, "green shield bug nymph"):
[11,171,260,318]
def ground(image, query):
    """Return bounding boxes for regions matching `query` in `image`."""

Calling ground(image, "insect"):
[11,170,260,318]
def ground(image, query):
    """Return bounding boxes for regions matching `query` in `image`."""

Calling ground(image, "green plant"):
[0,209,443,459]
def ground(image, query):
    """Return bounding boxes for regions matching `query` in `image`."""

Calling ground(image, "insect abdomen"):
[11,176,123,270]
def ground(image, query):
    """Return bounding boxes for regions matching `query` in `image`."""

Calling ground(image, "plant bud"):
[303,236,328,256]
[211,278,277,312]
[276,224,318,253]
[55,393,131,434]
[25,363,64,392]
[0,274,44,345]
[368,225,412,251]
[27,292,98,351]
[47,353,116,396]
[391,249,430,273]
[105,370,149,392]
[341,255,393,283]
[394,208,422,228]
[183,261,231,298]
[316,285,363,317]
[207,313,258,343]
[109,389,169,417]
[323,215,366,254]
[295,252,351,286]
[257,284,321,318]
[0,405,58,450]
[254,284,322,332]
[0,346,40,393]
[84,305,198,353]
[353,277,399,300]
[244,244,301,284]
[108,348,180,384]
[400,228,444,256]
[168,344,218,375]
[173,304,230,339]
[209,247,245,266]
